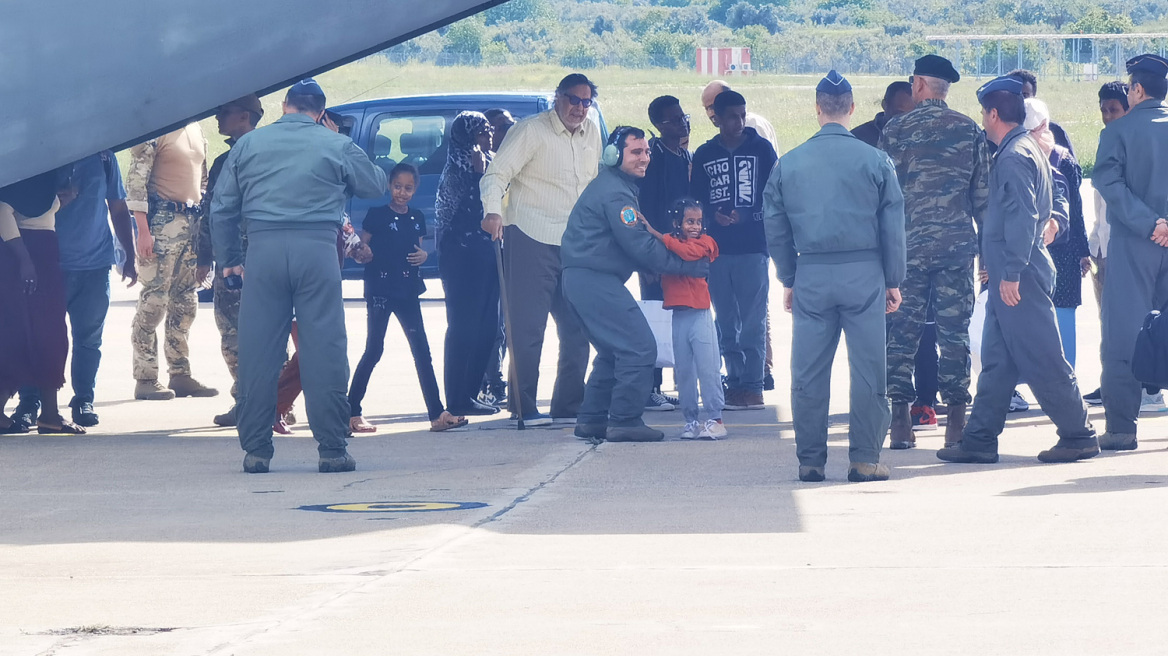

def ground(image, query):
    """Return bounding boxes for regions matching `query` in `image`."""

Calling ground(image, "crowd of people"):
[3,54,1167,481]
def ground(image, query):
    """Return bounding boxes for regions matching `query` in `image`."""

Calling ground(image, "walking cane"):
[494,238,524,430]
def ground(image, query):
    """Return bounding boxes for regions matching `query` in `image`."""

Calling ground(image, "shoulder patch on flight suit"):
[620,206,638,227]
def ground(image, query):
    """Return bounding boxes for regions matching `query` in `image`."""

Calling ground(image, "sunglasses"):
[561,93,594,109]
[660,114,691,125]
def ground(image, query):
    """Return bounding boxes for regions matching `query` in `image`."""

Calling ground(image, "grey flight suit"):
[763,123,907,468]
[961,126,1095,455]
[1094,99,1168,438]
[560,165,709,428]
[211,113,386,459]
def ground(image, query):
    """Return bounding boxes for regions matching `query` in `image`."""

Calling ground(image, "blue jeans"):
[672,307,724,423]
[708,253,769,394]
[19,267,110,408]
[1055,306,1076,369]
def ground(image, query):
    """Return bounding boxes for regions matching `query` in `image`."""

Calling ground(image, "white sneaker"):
[679,421,699,439]
[698,419,727,440]
[1008,390,1030,413]
[646,392,676,412]
[1140,391,1167,414]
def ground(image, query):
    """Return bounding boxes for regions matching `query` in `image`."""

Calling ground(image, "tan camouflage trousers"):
[131,210,198,381]
[213,274,242,399]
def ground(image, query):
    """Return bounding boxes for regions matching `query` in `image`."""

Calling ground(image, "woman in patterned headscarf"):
[435,111,501,417]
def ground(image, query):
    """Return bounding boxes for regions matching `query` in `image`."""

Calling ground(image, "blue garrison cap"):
[976,75,1024,103]
[1127,53,1168,77]
[288,78,326,99]
[816,70,851,95]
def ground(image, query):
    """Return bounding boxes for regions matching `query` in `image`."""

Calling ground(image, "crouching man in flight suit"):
[561,126,711,443]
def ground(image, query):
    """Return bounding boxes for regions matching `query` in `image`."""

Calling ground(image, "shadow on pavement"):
[999,474,1168,496]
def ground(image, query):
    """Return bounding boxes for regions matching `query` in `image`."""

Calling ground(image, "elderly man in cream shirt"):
[480,73,602,426]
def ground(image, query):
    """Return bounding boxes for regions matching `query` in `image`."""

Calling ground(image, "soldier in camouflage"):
[199,96,264,426]
[879,55,990,449]
[127,122,219,400]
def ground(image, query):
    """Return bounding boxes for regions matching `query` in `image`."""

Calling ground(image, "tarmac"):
[3,268,1168,655]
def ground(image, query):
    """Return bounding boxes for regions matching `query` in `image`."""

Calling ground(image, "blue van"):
[329,92,609,279]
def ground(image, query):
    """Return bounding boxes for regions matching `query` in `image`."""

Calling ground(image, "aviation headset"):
[602,126,639,168]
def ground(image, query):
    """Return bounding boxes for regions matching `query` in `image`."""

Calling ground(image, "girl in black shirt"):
[348,164,467,432]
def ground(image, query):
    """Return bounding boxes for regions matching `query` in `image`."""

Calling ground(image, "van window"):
[369,113,451,177]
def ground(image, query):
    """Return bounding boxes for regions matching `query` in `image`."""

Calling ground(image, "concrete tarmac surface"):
[3,272,1168,656]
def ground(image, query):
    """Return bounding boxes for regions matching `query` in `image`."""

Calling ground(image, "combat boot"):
[574,423,607,444]
[944,403,966,448]
[848,462,890,482]
[135,379,175,401]
[213,405,237,427]
[168,375,219,398]
[1098,432,1138,451]
[888,402,914,449]
[319,452,357,473]
[605,425,665,442]
[243,453,270,474]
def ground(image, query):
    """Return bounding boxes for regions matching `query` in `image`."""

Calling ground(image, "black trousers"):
[348,295,444,421]
[440,239,500,412]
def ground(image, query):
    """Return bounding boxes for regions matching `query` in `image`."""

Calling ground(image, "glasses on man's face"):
[660,114,691,125]
[562,93,594,109]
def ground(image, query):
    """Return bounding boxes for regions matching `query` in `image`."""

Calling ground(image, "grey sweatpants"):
[790,260,889,468]
[237,224,349,459]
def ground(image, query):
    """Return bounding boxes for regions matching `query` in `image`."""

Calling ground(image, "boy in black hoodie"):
[690,90,778,410]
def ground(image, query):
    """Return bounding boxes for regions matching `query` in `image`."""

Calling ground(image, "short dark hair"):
[1008,69,1038,94]
[883,81,912,105]
[1131,70,1168,100]
[389,162,419,184]
[608,125,645,152]
[1099,81,1130,109]
[483,108,510,122]
[557,73,598,98]
[980,90,1026,125]
[816,91,853,117]
[647,95,681,125]
[713,90,746,116]
[285,91,325,115]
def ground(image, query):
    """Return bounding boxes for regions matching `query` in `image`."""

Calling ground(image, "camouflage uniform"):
[127,125,208,381]
[202,143,245,398]
[879,99,990,406]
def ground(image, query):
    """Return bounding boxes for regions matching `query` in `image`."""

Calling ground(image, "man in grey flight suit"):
[561,126,710,443]
[1095,54,1168,452]
[211,79,387,473]
[763,70,907,483]
[936,76,1098,465]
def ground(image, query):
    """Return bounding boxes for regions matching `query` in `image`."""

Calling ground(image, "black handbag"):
[1132,306,1168,389]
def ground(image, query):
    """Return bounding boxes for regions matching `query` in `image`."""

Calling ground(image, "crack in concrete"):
[194,443,597,655]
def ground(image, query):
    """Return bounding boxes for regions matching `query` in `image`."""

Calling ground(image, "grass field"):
[184,60,1119,176]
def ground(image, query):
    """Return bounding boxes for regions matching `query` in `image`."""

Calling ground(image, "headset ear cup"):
[602,143,619,167]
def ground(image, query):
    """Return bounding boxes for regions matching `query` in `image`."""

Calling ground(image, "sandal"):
[349,416,377,433]
[430,411,469,432]
[36,419,87,435]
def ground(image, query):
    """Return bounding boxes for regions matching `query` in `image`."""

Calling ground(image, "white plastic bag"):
[969,290,988,375]
[637,300,674,368]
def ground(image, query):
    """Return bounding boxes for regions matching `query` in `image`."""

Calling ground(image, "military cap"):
[914,54,960,83]
[221,94,263,118]
[976,75,1023,103]
[816,70,851,95]
[288,78,326,99]
[1126,53,1168,78]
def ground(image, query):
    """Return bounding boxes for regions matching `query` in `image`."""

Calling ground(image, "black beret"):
[914,55,960,83]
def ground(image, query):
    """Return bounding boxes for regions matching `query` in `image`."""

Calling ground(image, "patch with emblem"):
[620,206,638,226]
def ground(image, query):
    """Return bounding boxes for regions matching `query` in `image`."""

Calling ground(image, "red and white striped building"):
[696,47,754,76]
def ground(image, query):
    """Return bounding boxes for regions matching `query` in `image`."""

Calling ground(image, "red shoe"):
[910,405,937,431]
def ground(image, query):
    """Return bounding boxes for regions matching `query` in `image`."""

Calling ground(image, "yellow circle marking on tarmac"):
[326,502,463,512]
